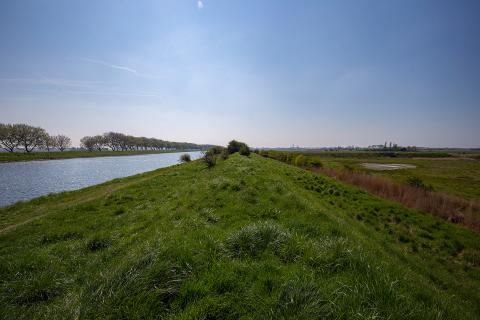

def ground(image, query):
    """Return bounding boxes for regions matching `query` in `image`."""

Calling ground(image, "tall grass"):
[312,167,480,232]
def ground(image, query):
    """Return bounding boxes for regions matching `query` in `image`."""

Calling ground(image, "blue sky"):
[0,0,479,147]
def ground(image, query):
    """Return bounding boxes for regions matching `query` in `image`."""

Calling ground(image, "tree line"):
[0,123,71,153]
[0,123,214,153]
[80,132,213,151]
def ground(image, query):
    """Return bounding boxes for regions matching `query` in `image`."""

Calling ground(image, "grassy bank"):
[262,150,480,201]
[0,150,199,163]
[318,157,480,201]
[1,154,479,319]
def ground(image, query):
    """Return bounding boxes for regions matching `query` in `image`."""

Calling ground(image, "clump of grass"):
[114,207,126,215]
[200,208,219,224]
[273,279,328,319]
[87,238,112,252]
[224,222,291,258]
[40,231,82,245]
[9,271,65,306]
[180,154,191,163]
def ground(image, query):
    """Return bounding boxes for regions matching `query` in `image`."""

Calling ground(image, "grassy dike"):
[0,150,198,163]
[0,154,479,319]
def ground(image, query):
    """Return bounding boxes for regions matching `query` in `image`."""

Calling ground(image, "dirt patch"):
[361,163,416,171]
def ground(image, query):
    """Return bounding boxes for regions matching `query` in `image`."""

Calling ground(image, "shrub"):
[220,149,229,160]
[227,140,250,155]
[180,154,191,163]
[227,140,243,154]
[407,176,434,192]
[308,158,323,168]
[209,146,226,155]
[204,151,216,168]
[239,144,250,156]
[294,155,306,167]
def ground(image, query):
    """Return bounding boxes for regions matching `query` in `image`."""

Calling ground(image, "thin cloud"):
[83,58,140,75]
[197,1,204,9]
[83,58,161,79]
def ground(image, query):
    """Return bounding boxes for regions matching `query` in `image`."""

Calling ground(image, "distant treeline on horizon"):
[0,123,214,153]
[80,132,214,152]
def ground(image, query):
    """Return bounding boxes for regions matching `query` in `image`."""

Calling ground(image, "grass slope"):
[0,150,196,163]
[0,154,479,319]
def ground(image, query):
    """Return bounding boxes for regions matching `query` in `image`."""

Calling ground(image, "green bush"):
[294,155,306,167]
[407,176,434,192]
[239,144,250,156]
[308,158,323,168]
[227,140,243,154]
[220,149,229,160]
[204,151,216,168]
[180,154,191,163]
[209,146,226,155]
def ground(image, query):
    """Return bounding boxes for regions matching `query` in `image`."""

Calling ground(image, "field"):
[1,154,479,319]
[317,156,480,201]
[0,150,198,163]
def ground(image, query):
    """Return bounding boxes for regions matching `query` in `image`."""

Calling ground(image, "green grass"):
[315,157,480,201]
[0,150,198,163]
[1,154,479,319]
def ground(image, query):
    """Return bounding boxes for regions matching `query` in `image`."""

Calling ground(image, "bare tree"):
[80,132,214,152]
[0,123,20,152]
[54,135,71,151]
[80,136,95,151]
[103,132,119,151]
[16,124,47,153]
[42,133,55,152]
[81,135,105,151]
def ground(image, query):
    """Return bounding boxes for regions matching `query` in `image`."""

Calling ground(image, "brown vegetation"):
[312,167,480,232]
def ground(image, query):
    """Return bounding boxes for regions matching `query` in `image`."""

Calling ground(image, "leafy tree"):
[54,135,71,151]
[16,124,47,153]
[42,134,55,152]
[80,132,216,152]
[0,123,20,152]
